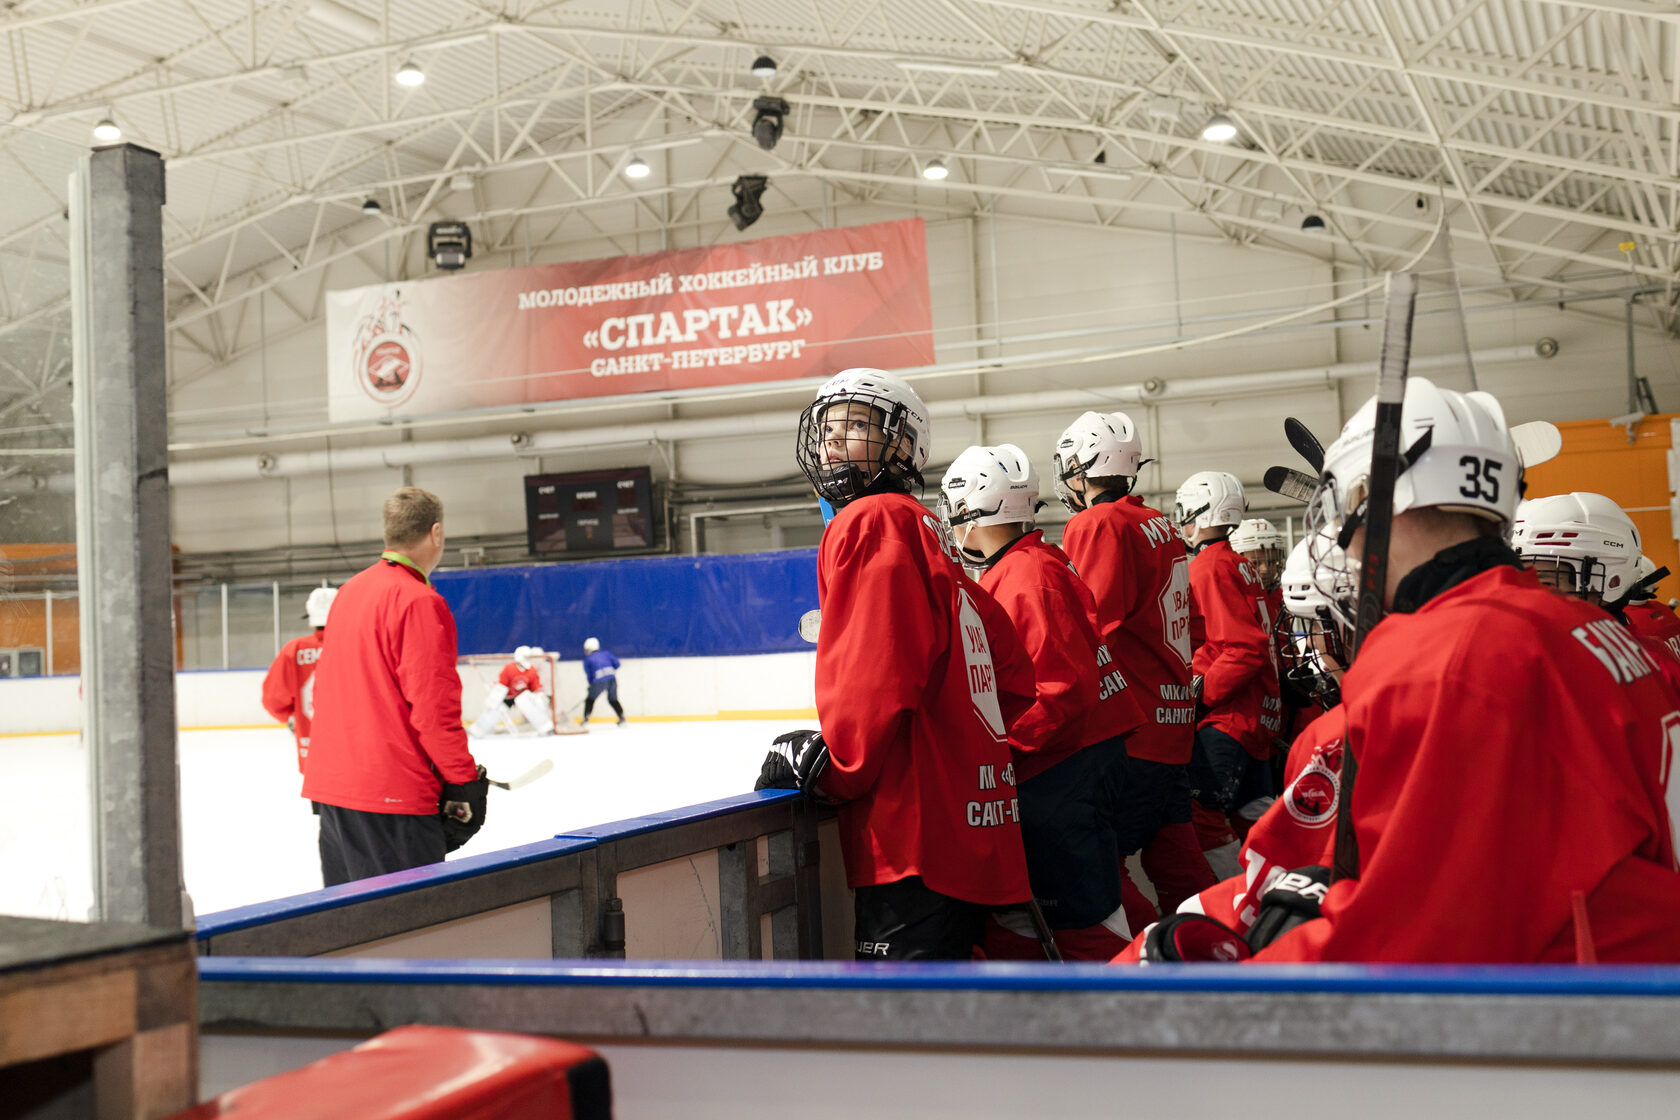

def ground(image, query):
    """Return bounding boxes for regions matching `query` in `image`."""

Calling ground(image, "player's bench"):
[195,790,841,962]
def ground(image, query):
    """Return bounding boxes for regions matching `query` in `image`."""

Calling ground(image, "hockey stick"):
[1332,270,1419,885]
[1025,898,1064,963]
[1283,417,1325,474]
[1510,420,1562,469]
[489,758,554,791]
[1263,465,1318,503]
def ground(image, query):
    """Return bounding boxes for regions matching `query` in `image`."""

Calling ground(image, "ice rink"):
[0,719,809,921]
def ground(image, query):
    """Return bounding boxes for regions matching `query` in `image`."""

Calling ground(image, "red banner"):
[326,218,933,421]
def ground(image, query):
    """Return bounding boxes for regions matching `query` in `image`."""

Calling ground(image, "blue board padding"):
[195,956,1680,997]
[194,836,597,939]
[555,789,799,842]
[432,548,818,659]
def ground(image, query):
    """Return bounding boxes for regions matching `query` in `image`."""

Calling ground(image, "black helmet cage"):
[1517,552,1606,598]
[797,389,919,505]
[1283,610,1347,704]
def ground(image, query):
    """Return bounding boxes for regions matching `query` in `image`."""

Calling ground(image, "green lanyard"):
[381,550,431,586]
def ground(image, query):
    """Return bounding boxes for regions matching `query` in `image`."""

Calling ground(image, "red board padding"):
[175,1026,611,1120]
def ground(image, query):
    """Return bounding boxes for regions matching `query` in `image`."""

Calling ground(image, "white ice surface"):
[0,719,809,920]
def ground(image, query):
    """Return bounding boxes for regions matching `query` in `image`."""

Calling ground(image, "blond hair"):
[383,487,443,549]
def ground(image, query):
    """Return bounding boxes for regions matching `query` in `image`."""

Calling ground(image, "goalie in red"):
[469,645,556,737]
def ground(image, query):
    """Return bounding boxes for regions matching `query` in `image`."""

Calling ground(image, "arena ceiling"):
[0,0,1677,445]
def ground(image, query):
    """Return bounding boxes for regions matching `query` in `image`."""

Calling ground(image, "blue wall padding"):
[433,549,819,659]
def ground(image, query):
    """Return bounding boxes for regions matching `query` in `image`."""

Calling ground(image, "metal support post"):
[70,143,189,928]
[44,591,53,675]
[220,582,229,669]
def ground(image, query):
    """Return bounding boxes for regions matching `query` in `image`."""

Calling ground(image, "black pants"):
[853,876,989,961]
[318,803,447,887]
[584,678,623,720]
[1017,734,1128,930]
[1188,726,1271,812]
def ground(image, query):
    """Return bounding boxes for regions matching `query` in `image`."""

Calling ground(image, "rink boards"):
[192,790,1680,1118]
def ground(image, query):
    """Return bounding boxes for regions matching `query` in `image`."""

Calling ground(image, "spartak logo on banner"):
[350,294,424,409]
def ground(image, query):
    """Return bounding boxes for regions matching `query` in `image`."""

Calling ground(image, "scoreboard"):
[524,467,655,556]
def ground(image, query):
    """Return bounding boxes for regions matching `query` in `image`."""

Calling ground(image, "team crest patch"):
[351,294,423,409]
[1284,742,1341,827]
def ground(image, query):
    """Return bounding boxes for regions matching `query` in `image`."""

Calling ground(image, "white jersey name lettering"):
[1572,619,1658,684]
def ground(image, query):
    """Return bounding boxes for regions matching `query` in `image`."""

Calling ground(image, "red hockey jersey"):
[499,663,542,698]
[262,629,325,775]
[816,491,1035,907]
[978,531,1145,781]
[1189,540,1282,758]
[1257,566,1680,963]
[303,556,479,816]
[1626,600,1680,663]
[1060,494,1198,764]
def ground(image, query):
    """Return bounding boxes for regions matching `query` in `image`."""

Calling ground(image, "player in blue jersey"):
[582,637,626,726]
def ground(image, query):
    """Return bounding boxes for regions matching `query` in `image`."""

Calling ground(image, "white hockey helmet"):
[941,444,1041,532]
[796,367,932,505]
[1051,411,1144,510]
[1174,471,1247,532]
[514,645,535,668]
[1633,555,1663,602]
[583,637,600,654]
[1228,518,1285,554]
[1511,492,1641,603]
[1310,376,1519,541]
[304,586,337,628]
[1281,534,1350,700]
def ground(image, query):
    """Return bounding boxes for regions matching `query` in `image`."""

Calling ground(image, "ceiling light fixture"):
[361,198,382,215]
[394,59,425,87]
[922,158,949,181]
[450,172,475,192]
[728,174,769,231]
[752,96,789,151]
[1301,213,1327,231]
[92,117,122,143]
[625,156,651,179]
[1201,112,1238,142]
[751,55,778,78]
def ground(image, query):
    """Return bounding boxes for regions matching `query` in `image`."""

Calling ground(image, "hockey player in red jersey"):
[939,443,1146,959]
[1234,517,1311,751]
[1175,472,1282,872]
[1136,378,1680,964]
[1626,554,1680,658]
[1053,411,1215,917]
[1512,493,1680,693]
[755,369,1037,960]
[262,586,336,775]
[469,645,555,737]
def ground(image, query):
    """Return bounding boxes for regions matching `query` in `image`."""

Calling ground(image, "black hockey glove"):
[1136,913,1253,964]
[1191,673,1209,719]
[754,730,837,802]
[439,764,489,853]
[1245,865,1330,953]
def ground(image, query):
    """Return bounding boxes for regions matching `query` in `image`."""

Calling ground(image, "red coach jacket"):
[817,491,1035,907]
[303,554,479,815]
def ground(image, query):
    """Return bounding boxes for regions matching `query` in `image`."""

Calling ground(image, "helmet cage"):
[1283,612,1346,705]
[1518,552,1608,598]
[796,391,919,505]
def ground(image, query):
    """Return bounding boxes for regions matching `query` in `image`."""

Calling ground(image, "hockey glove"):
[1136,913,1252,964]
[1245,865,1330,953]
[755,730,837,802]
[439,764,490,853]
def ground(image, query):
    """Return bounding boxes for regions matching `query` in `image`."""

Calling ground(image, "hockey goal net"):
[458,651,586,735]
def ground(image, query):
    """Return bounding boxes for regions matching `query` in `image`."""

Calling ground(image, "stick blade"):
[1263,465,1318,503]
[497,758,554,791]
[1284,417,1325,473]
[1511,420,1562,468]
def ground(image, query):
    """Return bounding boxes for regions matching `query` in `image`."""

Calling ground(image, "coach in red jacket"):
[303,487,485,886]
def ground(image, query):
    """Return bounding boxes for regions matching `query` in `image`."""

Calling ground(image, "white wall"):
[158,209,1680,558]
[0,652,818,735]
